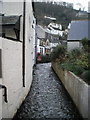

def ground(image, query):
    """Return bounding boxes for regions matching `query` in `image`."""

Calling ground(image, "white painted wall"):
[2,38,22,118]
[3,2,23,16]
[0,37,2,120]
[0,1,35,119]
[67,41,80,51]
[0,88,2,120]
[24,1,34,89]
[32,16,37,66]
[37,39,45,55]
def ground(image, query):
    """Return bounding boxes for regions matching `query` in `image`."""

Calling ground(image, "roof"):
[0,15,20,26]
[67,20,90,40]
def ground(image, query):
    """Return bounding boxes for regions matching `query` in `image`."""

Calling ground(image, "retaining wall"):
[52,62,89,119]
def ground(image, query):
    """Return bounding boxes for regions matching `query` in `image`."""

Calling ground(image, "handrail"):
[0,84,8,103]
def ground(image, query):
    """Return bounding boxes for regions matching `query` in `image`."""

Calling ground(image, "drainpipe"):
[0,84,8,103]
[22,0,26,87]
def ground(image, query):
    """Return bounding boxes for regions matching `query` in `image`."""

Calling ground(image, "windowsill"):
[1,36,22,43]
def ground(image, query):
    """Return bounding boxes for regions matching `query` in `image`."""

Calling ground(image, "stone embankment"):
[52,62,89,119]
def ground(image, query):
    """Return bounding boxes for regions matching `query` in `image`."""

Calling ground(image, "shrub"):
[75,53,88,69]
[81,70,90,83]
[69,48,82,59]
[80,38,88,51]
[41,54,51,63]
[51,45,66,62]
[60,62,84,76]
[88,53,90,69]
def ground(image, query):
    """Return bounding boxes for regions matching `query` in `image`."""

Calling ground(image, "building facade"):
[0,0,36,119]
[67,20,89,51]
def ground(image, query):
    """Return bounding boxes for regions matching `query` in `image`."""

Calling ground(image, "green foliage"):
[51,45,66,61]
[70,48,82,58]
[80,38,88,51]
[88,53,90,69]
[41,54,51,63]
[81,70,90,82]
[34,2,79,28]
[75,54,88,69]
[57,48,89,83]
[60,63,85,76]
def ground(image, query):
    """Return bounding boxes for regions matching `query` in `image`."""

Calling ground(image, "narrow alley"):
[13,63,82,120]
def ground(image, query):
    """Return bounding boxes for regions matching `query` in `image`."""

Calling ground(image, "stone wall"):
[52,62,89,119]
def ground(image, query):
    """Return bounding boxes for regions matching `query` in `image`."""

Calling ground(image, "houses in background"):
[36,25,52,55]
[0,0,36,119]
[36,25,46,55]
[47,22,63,36]
[36,19,89,54]
[67,20,89,51]
[36,23,64,55]
[45,22,67,50]
[76,11,88,18]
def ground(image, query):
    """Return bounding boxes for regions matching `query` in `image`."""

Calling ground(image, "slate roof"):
[67,20,90,40]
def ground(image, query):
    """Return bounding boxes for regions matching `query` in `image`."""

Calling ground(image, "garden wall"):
[52,62,89,119]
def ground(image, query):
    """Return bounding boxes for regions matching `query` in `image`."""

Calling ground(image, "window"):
[40,48,43,54]
[0,16,21,41]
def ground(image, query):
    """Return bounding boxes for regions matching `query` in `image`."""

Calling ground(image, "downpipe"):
[0,84,8,103]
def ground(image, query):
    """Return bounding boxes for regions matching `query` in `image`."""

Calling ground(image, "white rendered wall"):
[67,41,80,51]
[24,1,33,90]
[2,38,23,118]
[3,1,23,16]
[32,16,36,66]
[0,37,2,120]
[0,1,35,119]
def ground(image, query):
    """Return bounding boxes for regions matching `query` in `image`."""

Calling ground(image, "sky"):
[63,0,89,10]
[53,0,89,11]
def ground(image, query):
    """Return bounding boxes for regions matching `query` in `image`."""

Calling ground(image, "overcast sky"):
[54,0,89,11]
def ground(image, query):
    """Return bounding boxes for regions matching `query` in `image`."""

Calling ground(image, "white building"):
[47,22,64,37]
[36,25,46,55]
[37,38,45,55]
[0,0,36,119]
[32,16,37,66]
[36,24,62,55]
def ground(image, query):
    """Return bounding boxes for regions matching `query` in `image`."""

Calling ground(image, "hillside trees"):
[34,2,79,28]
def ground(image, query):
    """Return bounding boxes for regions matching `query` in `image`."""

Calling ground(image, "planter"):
[52,62,90,119]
